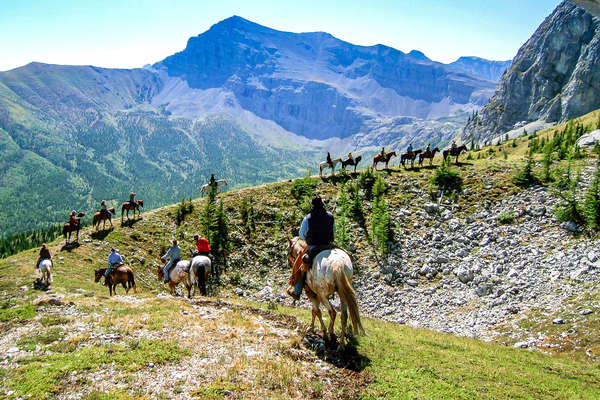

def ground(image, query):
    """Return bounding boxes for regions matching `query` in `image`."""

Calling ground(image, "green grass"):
[5,339,190,400]
[0,303,36,322]
[17,328,64,351]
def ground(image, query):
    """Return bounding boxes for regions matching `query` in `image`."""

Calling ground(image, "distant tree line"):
[0,224,62,259]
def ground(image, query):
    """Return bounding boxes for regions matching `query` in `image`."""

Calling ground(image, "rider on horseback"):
[346,152,354,163]
[129,192,136,207]
[161,239,181,283]
[287,195,335,301]
[35,243,53,269]
[106,248,123,286]
[100,200,110,218]
[69,210,80,227]
[451,140,457,152]
[209,174,216,190]
[426,143,431,152]
[407,143,413,153]
[380,147,386,159]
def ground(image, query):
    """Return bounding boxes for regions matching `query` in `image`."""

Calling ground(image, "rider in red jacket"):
[195,235,211,255]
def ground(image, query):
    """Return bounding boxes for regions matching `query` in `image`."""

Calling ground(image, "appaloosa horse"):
[418,147,440,166]
[443,145,468,164]
[156,261,193,298]
[94,266,137,296]
[319,158,342,177]
[121,200,143,222]
[372,151,396,170]
[189,255,211,296]
[341,155,362,173]
[93,207,115,230]
[287,237,364,347]
[201,179,228,196]
[400,150,422,168]
[63,212,85,244]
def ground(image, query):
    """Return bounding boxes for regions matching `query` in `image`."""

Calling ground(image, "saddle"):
[302,244,335,266]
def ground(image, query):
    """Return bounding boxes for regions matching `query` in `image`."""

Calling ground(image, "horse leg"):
[340,300,348,348]
[322,298,337,342]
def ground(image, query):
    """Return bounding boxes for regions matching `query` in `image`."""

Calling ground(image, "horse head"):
[94,269,103,283]
[156,265,164,279]
[109,207,116,215]
[77,212,86,218]
[137,200,144,207]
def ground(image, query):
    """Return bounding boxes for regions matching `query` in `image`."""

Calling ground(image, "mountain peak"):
[408,50,429,61]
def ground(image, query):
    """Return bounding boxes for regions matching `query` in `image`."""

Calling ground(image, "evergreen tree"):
[371,176,391,254]
[584,162,600,231]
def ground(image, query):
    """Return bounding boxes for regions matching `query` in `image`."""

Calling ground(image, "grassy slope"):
[2,117,600,398]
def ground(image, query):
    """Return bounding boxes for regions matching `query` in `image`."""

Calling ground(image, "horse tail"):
[128,270,137,293]
[199,264,207,295]
[336,270,365,336]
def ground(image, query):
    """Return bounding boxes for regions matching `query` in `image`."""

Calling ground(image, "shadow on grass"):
[90,228,113,240]
[33,278,50,291]
[60,242,81,252]
[302,331,371,372]
[120,218,142,228]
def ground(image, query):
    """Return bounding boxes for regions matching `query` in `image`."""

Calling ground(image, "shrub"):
[584,163,600,231]
[175,197,194,226]
[512,151,538,187]
[371,176,391,254]
[358,167,377,199]
[240,195,255,236]
[431,160,462,194]
[497,211,515,225]
[290,175,317,201]
[553,171,585,225]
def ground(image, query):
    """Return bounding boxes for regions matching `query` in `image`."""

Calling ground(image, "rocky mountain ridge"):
[462,0,600,143]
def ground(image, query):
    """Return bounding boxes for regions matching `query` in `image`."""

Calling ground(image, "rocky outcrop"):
[461,1,600,144]
[448,56,511,82]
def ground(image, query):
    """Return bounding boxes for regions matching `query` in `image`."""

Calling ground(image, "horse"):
[372,151,396,170]
[189,255,211,296]
[38,259,52,285]
[443,144,468,164]
[156,261,193,298]
[93,207,115,230]
[200,179,228,196]
[121,200,143,222]
[319,158,342,177]
[63,212,85,244]
[400,149,422,168]
[418,147,440,167]
[287,237,364,347]
[94,266,137,296]
[341,155,362,173]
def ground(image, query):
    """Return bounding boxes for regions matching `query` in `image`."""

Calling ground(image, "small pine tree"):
[371,175,391,254]
[540,145,553,183]
[512,150,538,187]
[584,162,600,231]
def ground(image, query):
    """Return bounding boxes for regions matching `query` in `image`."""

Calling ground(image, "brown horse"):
[400,149,422,168]
[93,207,115,230]
[156,261,193,298]
[443,145,468,164]
[121,200,143,222]
[373,151,396,170]
[418,147,440,166]
[63,212,85,244]
[341,155,362,173]
[94,266,137,296]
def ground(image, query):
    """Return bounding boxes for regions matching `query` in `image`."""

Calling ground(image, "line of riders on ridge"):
[323,140,461,175]
[33,140,463,297]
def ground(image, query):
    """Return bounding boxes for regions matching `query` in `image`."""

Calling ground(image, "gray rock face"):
[461,1,600,144]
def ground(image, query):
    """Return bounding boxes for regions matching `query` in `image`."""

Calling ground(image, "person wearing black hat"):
[287,195,335,300]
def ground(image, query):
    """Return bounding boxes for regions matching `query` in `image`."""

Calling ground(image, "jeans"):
[164,259,179,283]
[105,263,120,277]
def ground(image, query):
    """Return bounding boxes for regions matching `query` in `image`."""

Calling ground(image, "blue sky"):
[0,0,562,71]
